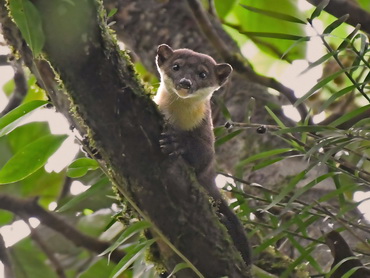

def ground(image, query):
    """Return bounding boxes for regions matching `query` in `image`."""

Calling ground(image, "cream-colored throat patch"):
[155,89,207,130]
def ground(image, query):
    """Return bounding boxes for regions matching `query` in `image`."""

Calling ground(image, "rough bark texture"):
[0,0,251,277]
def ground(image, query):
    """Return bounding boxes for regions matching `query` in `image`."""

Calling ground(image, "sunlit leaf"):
[310,0,330,21]
[67,157,99,178]
[0,100,48,137]
[295,68,351,107]
[329,104,370,127]
[9,0,45,57]
[323,14,349,34]
[240,4,306,24]
[239,31,307,41]
[110,239,155,278]
[0,134,67,184]
[57,177,109,212]
[100,221,152,257]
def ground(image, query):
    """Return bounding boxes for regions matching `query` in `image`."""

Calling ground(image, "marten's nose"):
[179,78,192,89]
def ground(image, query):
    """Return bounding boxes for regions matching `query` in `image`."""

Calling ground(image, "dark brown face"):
[156,44,232,99]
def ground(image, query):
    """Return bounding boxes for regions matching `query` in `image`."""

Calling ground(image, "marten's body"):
[154,44,251,266]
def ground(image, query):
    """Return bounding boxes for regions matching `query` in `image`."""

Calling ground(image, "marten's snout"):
[179,78,192,89]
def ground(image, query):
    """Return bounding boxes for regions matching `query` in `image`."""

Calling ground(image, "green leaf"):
[299,51,337,76]
[264,170,307,211]
[107,8,118,18]
[329,104,370,127]
[273,125,337,135]
[67,157,99,178]
[11,238,58,278]
[240,4,306,24]
[167,263,190,278]
[0,100,48,137]
[235,0,306,60]
[100,221,152,257]
[0,134,67,184]
[265,106,287,129]
[323,14,349,34]
[240,31,307,41]
[110,239,155,278]
[295,68,350,107]
[310,0,330,21]
[215,129,243,146]
[320,85,357,111]
[57,177,109,212]
[214,0,237,18]
[236,148,293,169]
[337,24,361,50]
[8,0,45,57]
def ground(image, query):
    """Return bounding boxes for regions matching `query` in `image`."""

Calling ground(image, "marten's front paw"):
[159,131,185,157]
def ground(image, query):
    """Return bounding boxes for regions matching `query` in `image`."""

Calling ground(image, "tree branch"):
[0,0,251,276]
[0,233,14,278]
[0,194,125,264]
[187,0,311,124]
[307,0,370,35]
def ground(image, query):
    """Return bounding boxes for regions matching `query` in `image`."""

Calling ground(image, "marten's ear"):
[157,44,174,67]
[215,63,233,86]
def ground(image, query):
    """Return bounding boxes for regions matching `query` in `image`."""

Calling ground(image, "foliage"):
[1,0,370,277]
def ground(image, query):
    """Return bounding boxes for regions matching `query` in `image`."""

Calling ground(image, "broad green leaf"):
[67,157,99,178]
[57,177,109,212]
[0,134,67,184]
[79,258,116,278]
[100,221,152,257]
[11,238,58,278]
[9,0,45,57]
[310,0,330,21]
[329,104,370,127]
[235,0,306,60]
[0,100,48,137]
[214,0,237,18]
[240,4,306,24]
[323,14,349,34]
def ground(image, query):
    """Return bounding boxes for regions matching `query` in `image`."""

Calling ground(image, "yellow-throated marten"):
[154,44,251,266]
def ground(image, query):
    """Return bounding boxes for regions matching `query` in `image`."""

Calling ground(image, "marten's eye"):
[199,72,207,79]
[172,64,180,71]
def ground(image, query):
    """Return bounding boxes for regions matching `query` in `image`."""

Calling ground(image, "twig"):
[307,0,370,35]
[25,220,66,278]
[0,233,15,278]
[0,194,125,264]
[186,0,311,123]
[0,58,28,116]
[0,54,8,66]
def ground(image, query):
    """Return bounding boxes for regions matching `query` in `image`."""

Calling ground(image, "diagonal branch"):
[0,194,125,264]
[307,0,370,35]
[187,0,311,124]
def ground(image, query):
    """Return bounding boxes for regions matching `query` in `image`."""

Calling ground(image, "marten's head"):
[156,44,232,100]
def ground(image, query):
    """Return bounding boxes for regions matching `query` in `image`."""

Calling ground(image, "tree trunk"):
[0,0,251,276]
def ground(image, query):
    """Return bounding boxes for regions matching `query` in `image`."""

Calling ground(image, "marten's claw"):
[159,132,184,157]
